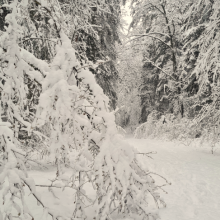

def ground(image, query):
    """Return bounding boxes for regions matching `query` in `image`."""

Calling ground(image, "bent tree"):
[0,0,168,219]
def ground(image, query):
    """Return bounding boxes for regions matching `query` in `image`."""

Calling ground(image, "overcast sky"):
[122,2,132,33]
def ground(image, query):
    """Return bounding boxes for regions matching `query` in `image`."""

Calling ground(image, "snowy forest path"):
[128,138,220,220]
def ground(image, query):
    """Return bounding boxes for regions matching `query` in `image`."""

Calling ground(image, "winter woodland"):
[0,0,220,220]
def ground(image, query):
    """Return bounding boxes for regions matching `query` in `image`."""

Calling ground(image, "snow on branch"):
[0,0,168,219]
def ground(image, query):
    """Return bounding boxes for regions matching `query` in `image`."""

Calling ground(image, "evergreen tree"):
[0,1,166,219]
[126,0,186,122]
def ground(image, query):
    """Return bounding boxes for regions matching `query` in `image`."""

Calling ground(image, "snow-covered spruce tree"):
[180,0,214,118]
[180,0,220,146]
[69,0,122,110]
[10,0,120,110]
[0,1,52,219]
[0,0,167,219]
[125,0,185,122]
[32,22,167,220]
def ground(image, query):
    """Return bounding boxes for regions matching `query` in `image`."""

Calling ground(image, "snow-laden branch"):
[143,56,177,81]
[0,1,168,219]
[125,33,173,51]
[129,32,171,39]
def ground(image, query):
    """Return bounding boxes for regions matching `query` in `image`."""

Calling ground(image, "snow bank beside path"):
[129,138,220,220]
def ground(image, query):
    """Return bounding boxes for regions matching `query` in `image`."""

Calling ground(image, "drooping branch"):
[22,179,60,220]
[125,33,173,51]
[143,56,177,81]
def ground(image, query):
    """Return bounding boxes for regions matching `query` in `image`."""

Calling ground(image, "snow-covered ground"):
[1,138,220,220]
[129,138,220,220]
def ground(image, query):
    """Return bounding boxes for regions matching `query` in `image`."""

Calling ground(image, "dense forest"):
[0,0,219,220]
[117,0,220,147]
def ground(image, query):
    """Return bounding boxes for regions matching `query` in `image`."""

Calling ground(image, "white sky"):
[124,3,132,23]
[122,2,132,33]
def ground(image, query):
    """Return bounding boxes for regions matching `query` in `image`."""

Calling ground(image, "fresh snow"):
[1,138,220,220]
[129,138,220,220]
